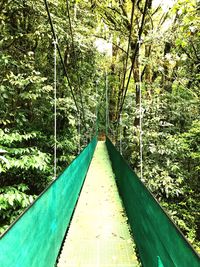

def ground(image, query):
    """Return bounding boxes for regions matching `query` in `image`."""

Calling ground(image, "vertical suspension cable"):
[105,70,109,136]
[78,112,81,154]
[117,0,149,127]
[95,80,98,136]
[138,38,143,180]
[120,1,135,106]
[44,0,80,117]
[66,0,86,128]
[53,39,57,179]
[119,113,122,155]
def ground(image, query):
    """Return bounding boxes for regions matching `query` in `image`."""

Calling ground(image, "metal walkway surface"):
[57,141,139,267]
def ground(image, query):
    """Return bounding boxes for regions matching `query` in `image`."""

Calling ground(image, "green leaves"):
[0,130,37,145]
[7,151,50,171]
[0,0,102,235]
[0,129,51,177]
[0,0,199,250]
[0,184,36,234]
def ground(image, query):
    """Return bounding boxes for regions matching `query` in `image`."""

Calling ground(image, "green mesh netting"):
[0,137,97,267]
[106,137,200,267]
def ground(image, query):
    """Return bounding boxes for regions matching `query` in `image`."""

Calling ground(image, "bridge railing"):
[106,137,200,267]
[0,137,97,267]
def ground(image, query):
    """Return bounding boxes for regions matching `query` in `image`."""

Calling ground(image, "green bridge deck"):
[57,141,139,267]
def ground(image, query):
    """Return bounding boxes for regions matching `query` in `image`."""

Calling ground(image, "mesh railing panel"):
[0,138,97,267]
[106,137,200,267]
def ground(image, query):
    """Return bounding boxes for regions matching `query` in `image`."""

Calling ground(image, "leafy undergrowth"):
[0,184,36,235]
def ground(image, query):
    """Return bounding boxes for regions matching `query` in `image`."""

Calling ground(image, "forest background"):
[0,0,199,252]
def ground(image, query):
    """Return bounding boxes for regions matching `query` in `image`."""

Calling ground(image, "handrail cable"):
[44,0,80,116]
[66,0,87,127]
[115,0,135,141]
[116,0,149,127]
[119,1,135,113]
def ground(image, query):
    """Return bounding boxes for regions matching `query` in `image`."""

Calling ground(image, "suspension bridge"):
[0,137,199,267]
[0,0,200,266]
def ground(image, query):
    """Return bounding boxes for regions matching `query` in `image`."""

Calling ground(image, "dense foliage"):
[0,0,199,252]
[0,0,100,233]
[102,0,200,250]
